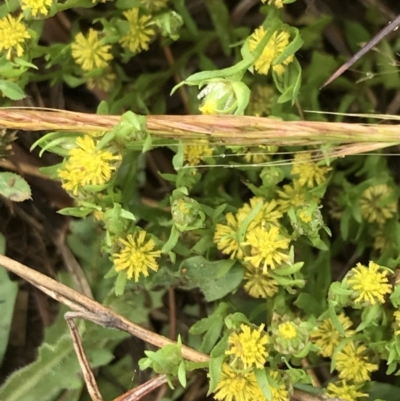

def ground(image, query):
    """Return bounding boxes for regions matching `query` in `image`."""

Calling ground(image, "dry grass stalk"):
[0,109,399,157]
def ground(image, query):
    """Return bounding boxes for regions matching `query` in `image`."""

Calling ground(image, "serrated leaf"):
[0,172,31,202]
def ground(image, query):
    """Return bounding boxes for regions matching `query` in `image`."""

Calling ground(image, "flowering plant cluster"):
[1,1,400,401]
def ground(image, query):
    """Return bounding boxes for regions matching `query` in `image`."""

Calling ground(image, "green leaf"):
[178,361,187,388]
[207,355,224,395]
[181,256,243,302]
[115,270,128,296]
[0,79,26,100]
[205,0,231,56]
[162,225,180,253]
[255,368,272,401]
[0,233,18,365]
[0,172,31,202]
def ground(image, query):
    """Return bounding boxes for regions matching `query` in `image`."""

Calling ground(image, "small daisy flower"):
[225,324,269,369]
[21,0,52,17]
[311,313,355,358]
[359,184,397,225]
[334,341,378,383]
[214,211,247,260]
[291,152,330,188]
[0,14,31,60]
[244,264,279,298]
[57,135,121,196]
[113,230,161,281]
[238,197,282,231]
[325,381,368,401]
[347,261,391,306]
[71,28,113,71]
[214,364,261,401]
[183,141,213,165]
[248,27,294,75]
[243,225,290,272]
[119,8,155,54]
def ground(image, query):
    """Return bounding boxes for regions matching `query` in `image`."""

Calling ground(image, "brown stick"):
[0,254,209,363]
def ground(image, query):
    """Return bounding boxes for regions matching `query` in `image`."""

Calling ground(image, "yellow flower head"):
[119,8,155,54]
[393,310,400,336]
[334,341,378,383]
[243,225,290,272]
[183,142,213,166]
[262,0,284,8]
[248,27,294,75]
[139,0,169,12]
[0,15,31,60]
[272,315,310,355]
[238,197,282,231]
[359,184,397,225]
[57,135,121,196]
[291,152,330,188]
[71,29,113,71]
[268,371,290,401]
[325,381,368,401]
[247,85,275,116]
[277,181,309,213]
[244,264,279,298]
[225,324,268,369]
[311,313,355,358]
[21,0,52,17]
[87,69,117,92]
[347,261,391,306]
[199,98,219,114]
[214,364,261,401]
[214,211,246,260]
[241,145,276,164]
[113,230,161,281]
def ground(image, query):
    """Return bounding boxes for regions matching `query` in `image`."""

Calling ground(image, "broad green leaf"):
[0,172,31,202]
[0,80,26,100]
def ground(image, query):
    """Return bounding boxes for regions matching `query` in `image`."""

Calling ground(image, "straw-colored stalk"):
[0,108,399,158]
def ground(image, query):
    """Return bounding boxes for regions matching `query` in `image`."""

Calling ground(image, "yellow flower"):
[248,27,294,75]
[277,181,309,213]
[393,310,400,335]
[214,211,246,260]
[268,371,290,401]
[183,142,213,165]
[262,0,284,8]
[139,0,169,12]
[244,264,279,298]
[372,228,389,251]
[0,15,31,60]
[225,324,268,369]
[291,152,330,188]
[57,135,121,196]
[71,29,113,71]
[21,0,52,17]
[278,322,297,339]
[243,225,290,272]
[347,261,391,306]
[247,85,275,116]
[199,98,219,114]
[238,197,282,231]
[325,381,367,401]
[87,69,116,91]
[311,313,355,357]
[335,342,378,383]
[214,364,261,401]
[359,184,397,225]
[241,145,274,164]
[119,8,155,54]
[113,230,161,281]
